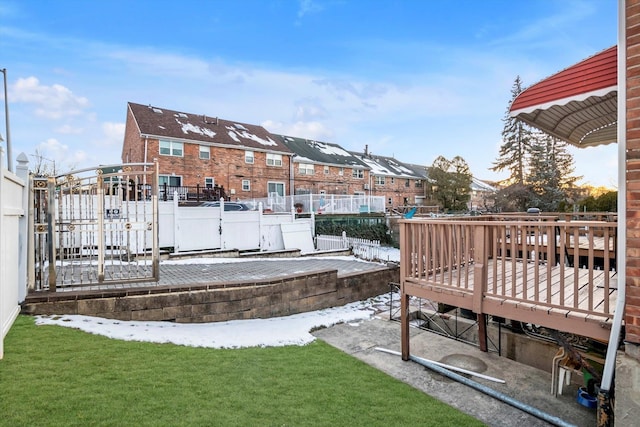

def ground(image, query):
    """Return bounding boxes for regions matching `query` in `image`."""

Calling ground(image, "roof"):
[509,46,617,147]
[349,151,426,179]
[471,177,496,192]
[274,135,369,168]
[128,102,292,154]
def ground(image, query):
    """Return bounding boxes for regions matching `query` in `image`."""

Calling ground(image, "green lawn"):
[1,316,484,426]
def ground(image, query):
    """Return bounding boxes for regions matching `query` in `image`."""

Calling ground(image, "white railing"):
[240,193,386,214]
[1,151,28,359]
[316,232,381,261]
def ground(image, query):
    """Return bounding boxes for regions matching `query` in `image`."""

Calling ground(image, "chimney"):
[364,145,368,156]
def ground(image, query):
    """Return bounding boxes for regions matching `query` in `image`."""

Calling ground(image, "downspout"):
[598,3,626,422]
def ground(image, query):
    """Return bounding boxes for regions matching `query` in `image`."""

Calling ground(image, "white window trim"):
[159,174,183,186]
[266,153,283,167]
[298,163,314,175]
[242,179,250,191]
[245,150,255,164]
[159,140,184,157]
[199,145,210,160]
[267,181,286,196]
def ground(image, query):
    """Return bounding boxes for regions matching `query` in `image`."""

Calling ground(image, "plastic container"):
[577,387,597,409]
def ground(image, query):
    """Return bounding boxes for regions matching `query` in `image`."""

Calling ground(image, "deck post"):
[473,225,488,351]
[401,292,410,360]
[399,220,410,361]
[477,314,488,352]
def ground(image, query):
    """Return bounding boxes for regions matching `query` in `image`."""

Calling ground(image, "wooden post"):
[399,220,410,361]
[473,225,488,351]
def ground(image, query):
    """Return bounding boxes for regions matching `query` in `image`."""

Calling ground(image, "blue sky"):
[0,0,618,187]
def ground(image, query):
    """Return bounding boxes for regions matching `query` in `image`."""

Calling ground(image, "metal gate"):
[30,162,159,291]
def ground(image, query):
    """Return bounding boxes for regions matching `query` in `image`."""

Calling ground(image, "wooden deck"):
[398,216,618,356]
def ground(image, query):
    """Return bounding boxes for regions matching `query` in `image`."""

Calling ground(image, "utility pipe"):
[376,347,576,427]
[375,347,504,383]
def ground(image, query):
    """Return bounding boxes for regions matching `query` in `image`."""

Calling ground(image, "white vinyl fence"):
[1,152,28,359]
[316,231,381,261]
[46,195,316,256]
[160,197,315,253]
[241,193,386,214]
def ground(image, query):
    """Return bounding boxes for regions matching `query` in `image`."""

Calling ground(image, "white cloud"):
[297,0,323,19]
[35,138,88,171]
[55,124,83,134]
[101,122,125,147]
[12,77,90,119]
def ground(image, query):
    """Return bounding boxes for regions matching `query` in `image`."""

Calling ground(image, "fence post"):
[173,191,180,252]
[258,202,263,251]
[16,153,29,302]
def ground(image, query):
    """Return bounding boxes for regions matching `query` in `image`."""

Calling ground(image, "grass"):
[1,316,484,426]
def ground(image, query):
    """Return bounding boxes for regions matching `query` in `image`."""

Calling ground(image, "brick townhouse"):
[122,102,431,206]
[274,135,427,206]
[350,150,428,208]
[122,102,294,200]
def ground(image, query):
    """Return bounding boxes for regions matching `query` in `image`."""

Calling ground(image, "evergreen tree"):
[429,155,472,212]
[526,132,581,211]
[492,76,533,185]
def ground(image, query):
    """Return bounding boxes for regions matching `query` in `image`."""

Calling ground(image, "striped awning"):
[509,46,617,147]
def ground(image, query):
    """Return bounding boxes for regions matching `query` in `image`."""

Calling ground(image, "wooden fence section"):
[399,217,618,346]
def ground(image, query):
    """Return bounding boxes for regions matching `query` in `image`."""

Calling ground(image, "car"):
[200,201,252,211]
[526,207,541,214]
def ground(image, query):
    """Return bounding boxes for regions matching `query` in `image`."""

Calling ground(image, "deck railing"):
[399,214,618,342]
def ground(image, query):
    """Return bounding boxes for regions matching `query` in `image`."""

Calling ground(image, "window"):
[159,140,183,157]
[405,179,410,187]
[390,177,395,184]
[199,145,210,159]
[204,177,214,188]
[266,153,282,167]
[339,168,344,176]
[375,176,386,185]
[267,182,285,197]
[324,166,329,175]
[298,163,314,175]
[245,150,254,164]
[352,169,364,179]
[242,180,250,191]
[159,175,182,187]
[415,180,423,188]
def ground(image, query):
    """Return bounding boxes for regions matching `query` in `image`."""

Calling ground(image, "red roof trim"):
[510,46,617,113]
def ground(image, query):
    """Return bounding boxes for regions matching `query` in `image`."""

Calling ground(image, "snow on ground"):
[35,247,400,349]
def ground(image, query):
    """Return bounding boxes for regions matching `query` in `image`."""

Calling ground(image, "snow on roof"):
[471,177,496,192]
[225,125,277,147]
[314,141,353,157]
[177,119,217,138]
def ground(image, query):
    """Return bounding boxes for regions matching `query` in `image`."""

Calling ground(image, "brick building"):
[122,102,431,206]
[275,135,428,207]
[122,102,294,200]
[349,150,428,208]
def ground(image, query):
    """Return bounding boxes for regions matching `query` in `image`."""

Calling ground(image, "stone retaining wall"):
[22,266,398,322]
